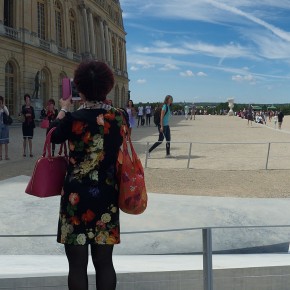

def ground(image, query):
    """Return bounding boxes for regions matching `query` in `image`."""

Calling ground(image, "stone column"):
[81,5,90,53]
[15,0,22,29]
[99,19,106,60]
[116,37,120,69]
[87,9,96,56]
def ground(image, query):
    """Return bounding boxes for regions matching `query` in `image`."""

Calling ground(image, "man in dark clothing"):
[278,110,284,129]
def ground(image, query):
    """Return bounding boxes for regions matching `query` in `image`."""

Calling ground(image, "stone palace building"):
[0,0,128,116]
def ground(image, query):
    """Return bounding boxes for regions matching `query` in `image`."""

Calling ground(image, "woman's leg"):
[91,244,116,290]
[149,125,164,153]
[28,139,33,156]
[5,143,8,159]
[23,138,27,156]
[163,126,171,155]
[65,244,89,290]
[0,144,2,159]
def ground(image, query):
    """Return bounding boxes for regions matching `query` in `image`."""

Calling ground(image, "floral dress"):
[51,105,123,246]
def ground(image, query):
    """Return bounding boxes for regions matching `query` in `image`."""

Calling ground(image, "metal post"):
[202,228,213,290]
[265,142,271,170]
[145,142,149,168]
[187,142,192,169]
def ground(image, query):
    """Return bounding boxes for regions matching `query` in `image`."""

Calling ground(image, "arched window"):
[37,0,47,40]
[55,1,63,47]
[69,9,77,53]
[112,37,116,68]
[40,69,49,105]
[5,61,16,115]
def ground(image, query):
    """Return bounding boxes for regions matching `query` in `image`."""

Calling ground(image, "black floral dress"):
[51,105,123,245]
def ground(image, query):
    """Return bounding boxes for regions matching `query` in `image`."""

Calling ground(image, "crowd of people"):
[237,106,285,129]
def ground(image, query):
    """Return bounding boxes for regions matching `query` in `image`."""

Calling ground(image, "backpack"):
[154,105,168,126]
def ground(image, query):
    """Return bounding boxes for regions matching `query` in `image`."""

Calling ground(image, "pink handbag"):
[25,127,68,198]
[116,115,147,214]
[40,119,49,129]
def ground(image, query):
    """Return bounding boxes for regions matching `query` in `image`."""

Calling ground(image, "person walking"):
[21,94,35,157]
[50,60,125,290]
[148,95,173,157]
[278,110,284,129]
[137,103,144,127]
[126,99,136,136]
[145,102,152,126]
[41,98,58,156]
[0,96,10,160]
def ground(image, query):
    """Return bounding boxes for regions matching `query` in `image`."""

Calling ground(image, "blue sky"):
[119,0,290,104]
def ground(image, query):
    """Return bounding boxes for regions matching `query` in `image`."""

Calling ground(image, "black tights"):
[65,244,116,290]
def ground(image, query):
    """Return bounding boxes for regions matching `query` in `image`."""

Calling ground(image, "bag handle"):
[42,127,67,158]
[119,111,138,163]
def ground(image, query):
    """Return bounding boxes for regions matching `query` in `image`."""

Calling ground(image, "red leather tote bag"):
[25,127,68,198]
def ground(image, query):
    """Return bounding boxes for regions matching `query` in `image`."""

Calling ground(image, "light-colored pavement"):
[2,115,290,198]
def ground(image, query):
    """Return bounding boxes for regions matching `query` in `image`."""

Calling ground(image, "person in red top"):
[41,99,58,156]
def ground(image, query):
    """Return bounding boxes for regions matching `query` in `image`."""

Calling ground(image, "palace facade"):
[0,0,128,116]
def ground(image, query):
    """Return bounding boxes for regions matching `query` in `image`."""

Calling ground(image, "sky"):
[119,0,290,104]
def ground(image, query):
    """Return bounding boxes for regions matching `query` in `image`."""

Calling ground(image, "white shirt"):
[145,105,151,114]
[138,106,144,116]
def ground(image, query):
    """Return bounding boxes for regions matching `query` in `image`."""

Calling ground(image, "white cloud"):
[197,72,207,77]
[130,66,139,71]
[159,63,179,71]
[232,74,256,84]
[180,70,194,77]
[137,79,147,84]
[135,60,155,69]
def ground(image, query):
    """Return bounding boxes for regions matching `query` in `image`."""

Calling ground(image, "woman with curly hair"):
[50,60,126,290]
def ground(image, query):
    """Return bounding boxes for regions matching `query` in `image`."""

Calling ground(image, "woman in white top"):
[0,96,10,160]
[126,99,136,136]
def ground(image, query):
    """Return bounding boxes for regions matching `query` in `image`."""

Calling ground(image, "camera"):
[62,78,81,101]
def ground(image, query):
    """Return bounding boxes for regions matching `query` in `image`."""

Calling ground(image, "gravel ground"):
[2,114,290,198]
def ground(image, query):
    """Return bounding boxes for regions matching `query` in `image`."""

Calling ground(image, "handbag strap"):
[118,110,138,163]
[43,127,68,157]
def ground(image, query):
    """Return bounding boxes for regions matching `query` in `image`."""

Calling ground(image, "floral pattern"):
[52,107,123,245]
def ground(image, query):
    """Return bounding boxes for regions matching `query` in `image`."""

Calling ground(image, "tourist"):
[21,94,35,157]
[145,102,152,126]
[41,98,58,156]
[137,102,144,127]
[247,105,253,126]
[184,105,189,120]
[273,113,278,129]
[126,99,136,136]
[278,110,284,129]
[148,95,173,157]
[0,96,10,160]
[50,60,124,290]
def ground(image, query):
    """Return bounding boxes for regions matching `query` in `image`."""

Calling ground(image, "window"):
[5,62,16,115]
[4,0,14,27]
[37,1,46,40]
[55,1,63,47]
[69,10,77,52]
